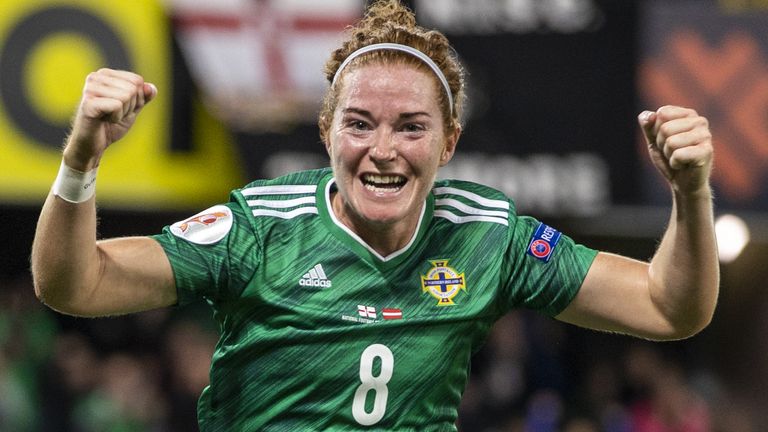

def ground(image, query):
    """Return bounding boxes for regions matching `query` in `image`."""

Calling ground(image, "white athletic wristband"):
[52,160,98,203]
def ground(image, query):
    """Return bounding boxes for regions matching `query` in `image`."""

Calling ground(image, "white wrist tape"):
[52,160,98,203]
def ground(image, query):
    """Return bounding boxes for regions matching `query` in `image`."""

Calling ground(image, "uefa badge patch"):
[527,222,562,262]
[170,205,233,245]
[421,260,467,307]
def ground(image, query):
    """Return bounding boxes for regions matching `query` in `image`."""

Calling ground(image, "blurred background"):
[1,0,766,430]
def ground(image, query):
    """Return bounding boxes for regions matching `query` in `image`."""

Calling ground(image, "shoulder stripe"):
[252,207,318,219]
[247,196,316,208]
[433,187,509,210]
[434,209,508,226]
[242,185,316,196]
[435,198,508,219]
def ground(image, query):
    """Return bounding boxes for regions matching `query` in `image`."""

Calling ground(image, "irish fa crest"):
[421,260,466,306]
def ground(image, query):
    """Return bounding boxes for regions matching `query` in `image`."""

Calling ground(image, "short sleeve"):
[151,201,260,306]
[501,215,598,317]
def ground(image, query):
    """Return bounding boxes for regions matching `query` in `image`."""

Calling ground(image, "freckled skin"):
[326,63,458,256]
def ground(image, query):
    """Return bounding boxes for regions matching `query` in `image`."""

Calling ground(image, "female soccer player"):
[31,1,718,429]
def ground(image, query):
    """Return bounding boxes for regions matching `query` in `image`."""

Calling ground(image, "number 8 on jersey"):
[352,344,394,425]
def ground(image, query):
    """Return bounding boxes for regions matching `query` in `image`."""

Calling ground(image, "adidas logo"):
[299,264,332,288]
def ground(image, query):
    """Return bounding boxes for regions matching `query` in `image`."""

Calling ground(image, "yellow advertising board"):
[0,0,244,209]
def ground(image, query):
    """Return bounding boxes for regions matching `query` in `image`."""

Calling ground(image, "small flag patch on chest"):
[357,305,376,319]
[382,308,402,320]
[526,222,562,262]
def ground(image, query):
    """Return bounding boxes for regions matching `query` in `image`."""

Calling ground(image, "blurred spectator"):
[563,417,600,432]
[578,360,632,432]
[163,318,217,432]
[0,276,57,431]
[625,345,712,432]
[69,352,167,432]
[524,389,565,431]
[459,312,530,431]
[39,332,99,431]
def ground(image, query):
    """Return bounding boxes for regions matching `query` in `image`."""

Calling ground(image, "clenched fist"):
[64,69,157,172]
[638,106,714,195]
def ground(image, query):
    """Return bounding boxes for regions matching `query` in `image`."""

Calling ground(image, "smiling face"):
[326,62,459,253]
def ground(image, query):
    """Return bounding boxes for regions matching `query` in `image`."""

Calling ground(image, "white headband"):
[331,42,454,115]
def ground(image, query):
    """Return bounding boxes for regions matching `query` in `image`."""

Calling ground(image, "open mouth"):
[361,173,407,193]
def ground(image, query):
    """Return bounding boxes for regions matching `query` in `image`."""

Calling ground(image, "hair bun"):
[360,0,417,31]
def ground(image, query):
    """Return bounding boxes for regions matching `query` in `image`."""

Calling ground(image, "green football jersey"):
[152,167,597,431]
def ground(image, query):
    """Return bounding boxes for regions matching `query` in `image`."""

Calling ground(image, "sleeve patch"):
[526,222,562,262]
[170,205,233,245]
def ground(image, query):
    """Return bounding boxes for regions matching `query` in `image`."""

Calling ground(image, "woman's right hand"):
[63,69,157,171]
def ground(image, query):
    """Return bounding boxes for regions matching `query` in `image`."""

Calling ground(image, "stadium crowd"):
[0,273,757,431]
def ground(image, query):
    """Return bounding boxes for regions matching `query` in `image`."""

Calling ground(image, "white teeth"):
[363,174,405,185]
[362,174,406,193]
[364,183,403,193]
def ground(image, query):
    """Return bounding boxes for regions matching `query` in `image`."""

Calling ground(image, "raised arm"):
[31,69,177,317]
[557,106,719,340]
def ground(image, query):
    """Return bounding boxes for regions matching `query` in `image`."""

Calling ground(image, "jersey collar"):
[316,172,434,269]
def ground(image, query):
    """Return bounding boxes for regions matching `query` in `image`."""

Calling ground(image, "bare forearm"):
[32,192,177,316]
[648,187,719,335]
[31,193,101,312]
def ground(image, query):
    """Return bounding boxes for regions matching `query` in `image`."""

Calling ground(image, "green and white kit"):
[152,167,597,431]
